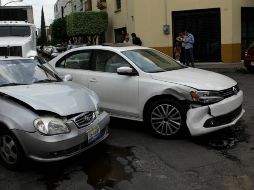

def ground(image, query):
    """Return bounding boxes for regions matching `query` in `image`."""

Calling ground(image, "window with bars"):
[116,0,121,10]
[80,0,83,11]
[85,0,92,11]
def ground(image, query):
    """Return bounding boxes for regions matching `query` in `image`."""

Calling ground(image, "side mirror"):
[63,74,73,81]
[117,67,136,76]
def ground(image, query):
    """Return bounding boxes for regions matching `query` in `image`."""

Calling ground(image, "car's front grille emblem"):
[72,112,96,128]
[232,87,238,95]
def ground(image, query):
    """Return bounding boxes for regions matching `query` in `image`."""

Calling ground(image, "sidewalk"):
[194,62,245,73]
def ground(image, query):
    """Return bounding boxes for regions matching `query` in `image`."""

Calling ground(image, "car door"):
[54,50,92,87]
[89,50,140,118]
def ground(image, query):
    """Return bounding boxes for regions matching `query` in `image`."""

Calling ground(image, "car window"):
[122,49,183,73]
[56,51,91,70]
[93,50,129,73]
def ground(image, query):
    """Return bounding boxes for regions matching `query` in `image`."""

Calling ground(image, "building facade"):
[54,0,254,63]
[54,0,72,19]
[102,0,254,63]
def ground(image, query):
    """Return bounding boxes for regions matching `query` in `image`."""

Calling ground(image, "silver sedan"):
[0,57,109,169]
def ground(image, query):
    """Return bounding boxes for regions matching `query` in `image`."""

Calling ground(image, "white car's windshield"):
[122,49,184,73]
[0,59,59,86]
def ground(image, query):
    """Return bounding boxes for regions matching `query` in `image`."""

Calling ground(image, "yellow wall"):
[103,0,254,62]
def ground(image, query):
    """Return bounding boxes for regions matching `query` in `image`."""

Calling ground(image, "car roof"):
[69,44,151,53]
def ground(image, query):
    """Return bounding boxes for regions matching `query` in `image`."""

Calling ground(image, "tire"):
[0,129,24,169]
[145,98,188,138]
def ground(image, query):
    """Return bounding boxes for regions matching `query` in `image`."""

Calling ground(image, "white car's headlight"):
[190,90,224,105]
[34,117,70,135]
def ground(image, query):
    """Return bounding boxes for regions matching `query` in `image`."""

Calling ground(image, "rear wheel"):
[145,99,188,138]
[0,130,24,169]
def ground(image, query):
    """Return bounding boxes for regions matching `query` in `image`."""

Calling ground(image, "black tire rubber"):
[144,98,189,138]
[0,129,24,170]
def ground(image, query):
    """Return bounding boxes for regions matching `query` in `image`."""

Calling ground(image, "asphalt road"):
[0,68,254,190]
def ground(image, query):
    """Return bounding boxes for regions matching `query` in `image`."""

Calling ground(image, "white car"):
[49,44,244,137]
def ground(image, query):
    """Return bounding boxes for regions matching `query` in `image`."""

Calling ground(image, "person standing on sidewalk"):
[176,32,186,64]
[174,42,182,61]
[183,30,195,67]
[123,33,130,43]
[131,33,142,46]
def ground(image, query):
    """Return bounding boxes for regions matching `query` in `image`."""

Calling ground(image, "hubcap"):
[151,104,182,136]
[0,135,18,165]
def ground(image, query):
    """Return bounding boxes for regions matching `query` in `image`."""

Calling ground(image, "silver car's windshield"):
[0,59,59,86]
[122,49,184,73]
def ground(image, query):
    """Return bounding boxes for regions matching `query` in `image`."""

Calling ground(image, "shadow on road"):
[190,120,249,162]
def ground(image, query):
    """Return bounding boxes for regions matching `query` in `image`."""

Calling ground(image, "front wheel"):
[0,130,24,169]
[145,99,188,138]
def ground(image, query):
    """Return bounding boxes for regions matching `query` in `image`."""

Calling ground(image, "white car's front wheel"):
[145,99,188,138]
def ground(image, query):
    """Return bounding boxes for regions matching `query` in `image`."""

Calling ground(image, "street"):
[0,68,254,190]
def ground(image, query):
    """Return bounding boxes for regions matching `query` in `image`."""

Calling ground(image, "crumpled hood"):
[0,82,97,116]
[150,67,237,90]
[0,37,31,46]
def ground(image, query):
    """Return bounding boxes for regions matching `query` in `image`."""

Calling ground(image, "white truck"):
[0,6,37,58]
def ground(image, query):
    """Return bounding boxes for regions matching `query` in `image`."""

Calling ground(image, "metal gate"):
[172,8,221,62]
[241,7,254,58]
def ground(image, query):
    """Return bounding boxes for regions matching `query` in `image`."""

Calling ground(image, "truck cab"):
[0,21,37,58]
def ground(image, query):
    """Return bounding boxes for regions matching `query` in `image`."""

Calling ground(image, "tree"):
[67,11,108,45]
[39,7,47,45]
[51,18,68,45]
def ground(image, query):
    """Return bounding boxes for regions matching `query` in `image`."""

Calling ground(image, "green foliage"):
[51,18,68,45]
[67,11,108,37]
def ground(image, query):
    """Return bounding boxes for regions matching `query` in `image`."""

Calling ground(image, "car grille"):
[72,111,96,128]
[218,85,240,98]
[0,46,22,56]
[204,105,242,128]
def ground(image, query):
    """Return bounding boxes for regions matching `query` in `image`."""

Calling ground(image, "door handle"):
[89,78,97,82]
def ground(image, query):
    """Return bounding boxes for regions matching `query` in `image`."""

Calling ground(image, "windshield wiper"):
[36,63,62,81]
[0,83,28,87]
[33,79,58,84]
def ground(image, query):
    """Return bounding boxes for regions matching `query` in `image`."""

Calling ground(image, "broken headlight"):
[190,90,224,105]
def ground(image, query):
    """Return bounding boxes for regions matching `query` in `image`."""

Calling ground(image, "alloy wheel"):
[150,104,182,136]
[0,135,18,165]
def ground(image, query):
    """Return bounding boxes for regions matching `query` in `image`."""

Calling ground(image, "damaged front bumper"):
[186,90,245,136]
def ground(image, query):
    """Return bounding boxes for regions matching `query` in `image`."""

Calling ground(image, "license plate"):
[87,125,100,144]
[251,62,254,66]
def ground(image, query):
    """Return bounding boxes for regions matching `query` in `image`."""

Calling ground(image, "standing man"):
[131,33,142,46]
[183,30,195,67]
